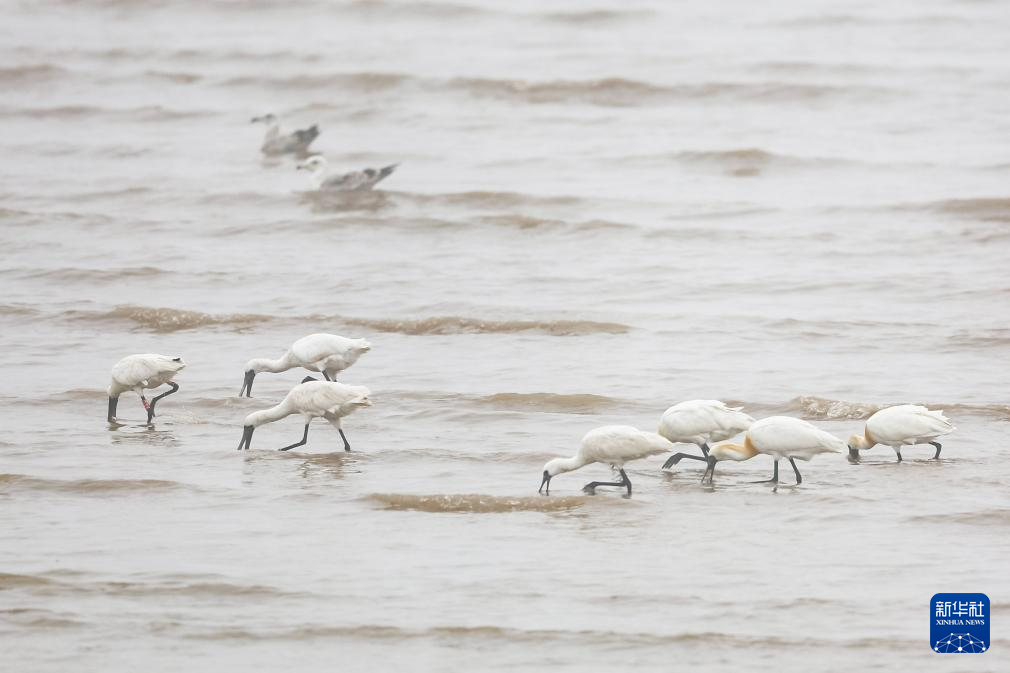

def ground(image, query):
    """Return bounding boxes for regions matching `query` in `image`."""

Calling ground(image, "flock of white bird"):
[106,334,956,497]
[250,114,399,192]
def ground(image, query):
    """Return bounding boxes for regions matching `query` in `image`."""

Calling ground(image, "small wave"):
[925,197,1010,222]
[449,76,883,106]
[0,573,54,589]
[474,214,631,231]
[541,9,654,24]
[64,304,631,336]
[0,473,186,494]
[343,0,491,19]
[365,493,589,513]
[776,396,1008,420]
[344,316,630,336]
[0,303,40,317]
[224,71,408,91]
[410,190,585,210]
[907,509,1010,526]
[21,266,169,282]
[67,305,273,332]
[475,392,625,414]
[0,105,212,122]
[0,64,65,82]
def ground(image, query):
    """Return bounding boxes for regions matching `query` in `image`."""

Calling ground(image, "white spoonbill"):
[704,416,845,485]
[297,156,398,191]
[539,425,674,497]
[251,113,319,155]
[241,333,371,397]
[107,354,185,424]
[847,404,954,463]
[658,399,754,470]
[237,377,372,452]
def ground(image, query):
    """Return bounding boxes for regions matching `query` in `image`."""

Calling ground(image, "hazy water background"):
[2,0,1009,670]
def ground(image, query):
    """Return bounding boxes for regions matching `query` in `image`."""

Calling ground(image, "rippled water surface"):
[2,0,1009,670]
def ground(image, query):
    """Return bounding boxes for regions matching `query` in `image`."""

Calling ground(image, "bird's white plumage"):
[108,353,185,397]
[658,399,754,446]
[747,416,846,461]
[245,381,371,429]
[863,404,954,447]
[297,156,398,191]
[246,333,371,379]
[544,425,673,477]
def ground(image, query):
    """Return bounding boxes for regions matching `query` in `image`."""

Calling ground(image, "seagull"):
[538,425,674,497]
[237,377,371,452]
[251,113,319,155]
[296,156,398,191]
[847,404,954,463]
[107,354,185,424]
[240,333,371,397]
[705,416,845,485]
[658,399,755,470]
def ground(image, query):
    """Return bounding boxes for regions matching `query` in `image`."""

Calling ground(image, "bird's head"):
[538,458,572,494]
[296,156,327,172]
[240,359,267,397]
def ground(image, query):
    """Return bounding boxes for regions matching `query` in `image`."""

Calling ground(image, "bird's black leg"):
[895,449,903,463]
[701,456,717,484]
[662,452,708,469]
[147,382,179,423]
[107,396,119,423]
[278,423,310,451]
[322,371,333,382]
[583,469,632,496]
[140,394,150,420]
[755,459,779,483]
[700,442,711,457]
[789,458,802,484]
[338,428,351,452]
[930,441,942,459]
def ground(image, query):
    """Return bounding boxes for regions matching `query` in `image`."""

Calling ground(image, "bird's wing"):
[322,164,398,191]
[111,354,184,386]
[293,125,319,145]
[750,417,843,454]
[290,334,349,364]
[868,406,954,441]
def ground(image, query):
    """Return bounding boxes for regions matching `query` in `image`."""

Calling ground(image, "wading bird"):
[705,416,844,485]
[236,378,371,452]
[847,404,954,462]
[697,439,760,484]
[297,156,398,191]
[240,333,371,397]
[251,113,319,155]
[658,399,754,470]
[539,425,674,497]
[107,354,185,424]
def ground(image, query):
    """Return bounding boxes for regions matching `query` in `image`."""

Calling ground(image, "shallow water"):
[2,0,1009,670]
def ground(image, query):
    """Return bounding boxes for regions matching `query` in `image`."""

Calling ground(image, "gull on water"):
[237,378,372,452]
[251,113,319,155]
[297,156,399,191]
[539,425,674,497]
[658,399,755,470]
[847,404,954,463]
[240,333,371,397]
[107,354,185,424]
[703,416,845,485]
